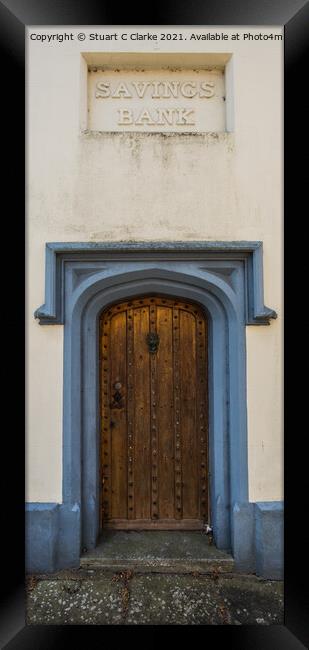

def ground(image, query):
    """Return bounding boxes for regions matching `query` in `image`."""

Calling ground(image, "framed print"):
[0,0,308,647]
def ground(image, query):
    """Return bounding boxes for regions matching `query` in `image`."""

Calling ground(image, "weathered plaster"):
[26,25,283,506]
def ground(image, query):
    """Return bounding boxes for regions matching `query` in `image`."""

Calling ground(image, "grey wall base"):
[26,501,283,579]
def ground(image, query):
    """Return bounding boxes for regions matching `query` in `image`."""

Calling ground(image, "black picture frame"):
[0,1,308,648]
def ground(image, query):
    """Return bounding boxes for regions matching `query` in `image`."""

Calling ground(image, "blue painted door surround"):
[26,242,283,578]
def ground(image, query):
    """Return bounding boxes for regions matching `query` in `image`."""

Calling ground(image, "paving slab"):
[26,568,284,626]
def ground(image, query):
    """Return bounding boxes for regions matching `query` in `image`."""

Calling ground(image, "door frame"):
[80,275,231,551]
[34,241,277,572]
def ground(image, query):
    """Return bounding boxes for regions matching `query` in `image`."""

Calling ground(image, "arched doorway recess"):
[31,241,277,574]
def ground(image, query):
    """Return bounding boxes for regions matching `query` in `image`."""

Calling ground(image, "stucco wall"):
[26,26,283,503]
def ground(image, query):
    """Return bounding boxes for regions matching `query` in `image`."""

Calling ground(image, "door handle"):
[110,419,116,429]
[110,389,124,409]
[110,382,125,409]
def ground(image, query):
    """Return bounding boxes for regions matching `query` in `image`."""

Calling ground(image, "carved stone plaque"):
[87,69,225,132]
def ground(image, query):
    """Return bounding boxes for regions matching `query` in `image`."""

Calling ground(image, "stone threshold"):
[79,531,234,574]
[80,557,234,574]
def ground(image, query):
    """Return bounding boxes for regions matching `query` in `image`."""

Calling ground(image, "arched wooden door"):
[100,296,209,530]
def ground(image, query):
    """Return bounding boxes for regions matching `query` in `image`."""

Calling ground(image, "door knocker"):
[146,332,160,354]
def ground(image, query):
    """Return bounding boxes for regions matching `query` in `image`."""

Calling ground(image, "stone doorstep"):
[79,557,234,574]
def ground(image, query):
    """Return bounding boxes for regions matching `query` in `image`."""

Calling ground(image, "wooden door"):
[100,296,208,530]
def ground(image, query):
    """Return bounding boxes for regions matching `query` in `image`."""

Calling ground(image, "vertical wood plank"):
[196,312,209,521]
[156,303,175,519]
[173,305,182,519]
[110,310,127,519]
[179,308,199,519]
[133,304,151,519]
[150,300,159,521]
[101,313,111,524]
[127,306,135,519]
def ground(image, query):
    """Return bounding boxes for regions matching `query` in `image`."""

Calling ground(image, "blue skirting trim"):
[25,500,284,578]
[25,503,59,573]
[232,502,255,573]
[231,501,284,578]
[26,503,80,574]
[254,501,284,579]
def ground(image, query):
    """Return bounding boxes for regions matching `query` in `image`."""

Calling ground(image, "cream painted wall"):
[26,26,283,503]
